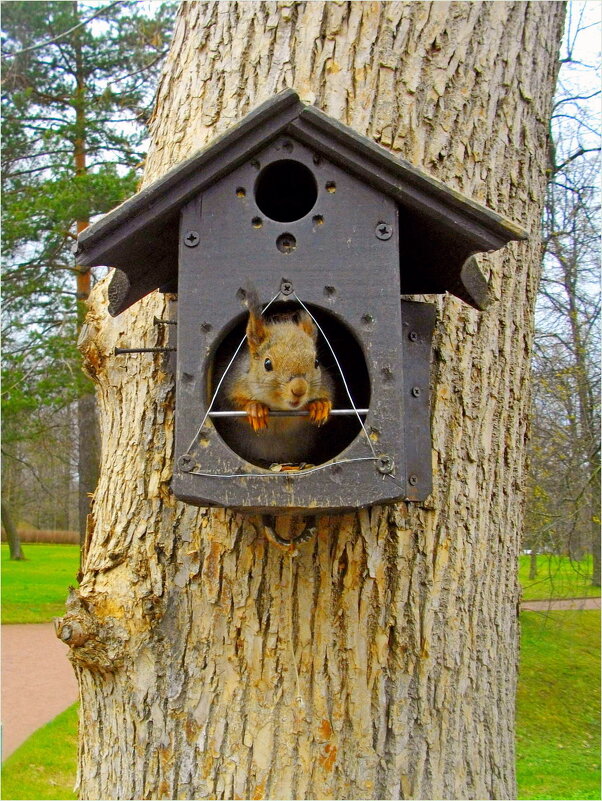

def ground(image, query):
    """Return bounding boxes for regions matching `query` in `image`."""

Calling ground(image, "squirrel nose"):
[290,378,307,398]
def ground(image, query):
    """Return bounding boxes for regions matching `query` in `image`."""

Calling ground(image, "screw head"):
[184,230,200,247]
[375,222,393,240]
[408,474,418,486]
[280,279,294,295]
[178,454,195,472]
[409,331,418,342]
[377,454,395,475]
[411,386,421,397]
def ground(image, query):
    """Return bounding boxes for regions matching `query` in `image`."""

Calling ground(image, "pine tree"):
[1,0,177,533]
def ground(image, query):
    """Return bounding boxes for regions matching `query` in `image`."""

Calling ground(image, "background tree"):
[1,0,177,538]
[525,2,601,585]
[60,2,565,798]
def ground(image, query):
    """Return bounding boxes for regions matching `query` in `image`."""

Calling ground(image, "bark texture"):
[65,2,565,799]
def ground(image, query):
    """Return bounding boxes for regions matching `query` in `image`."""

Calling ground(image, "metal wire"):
[182,285,393,486]
[291,292,378,459]
[187,456,379,479]
[184,291,281,454]
[208,408,369,418]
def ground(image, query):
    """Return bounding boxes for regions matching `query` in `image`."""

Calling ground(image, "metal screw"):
[409,331,418,342]
[178,454,195,472]
[184,230,199,247]
[377,455,395,475]
[280,279,293,295]
[411,386,421,397]
[408,475,418,486]
[375,222,393,240]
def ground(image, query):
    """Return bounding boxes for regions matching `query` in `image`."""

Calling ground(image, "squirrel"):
[215,289,334,467]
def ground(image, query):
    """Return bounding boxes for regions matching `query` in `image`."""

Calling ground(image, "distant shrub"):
[1,528,79,544]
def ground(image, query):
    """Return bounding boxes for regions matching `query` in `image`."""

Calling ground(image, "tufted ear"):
[245,288,268,355]
[297,311,317,342]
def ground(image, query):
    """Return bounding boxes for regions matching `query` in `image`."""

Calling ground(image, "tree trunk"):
[64,3,564,799]
[529,550,538,581]
[592,468,601,587]
[77,391,100,544]
[1,500,25,560]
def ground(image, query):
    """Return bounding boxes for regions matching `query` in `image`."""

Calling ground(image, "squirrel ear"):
[246,308,267,354]
[297,311,317,342]
[244,284,267,354]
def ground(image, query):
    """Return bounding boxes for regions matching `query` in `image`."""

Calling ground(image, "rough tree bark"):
[61,3,565,799]
[1,501,25,560]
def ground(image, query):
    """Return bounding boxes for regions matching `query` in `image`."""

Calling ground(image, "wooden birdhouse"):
[75,89,527,515]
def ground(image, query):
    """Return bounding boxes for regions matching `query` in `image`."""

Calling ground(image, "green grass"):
[519,554,600,601]
[1,704,78,800]
[1,543,80,623]
[517,610,601,799]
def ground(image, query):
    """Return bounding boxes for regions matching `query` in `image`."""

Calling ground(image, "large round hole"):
[209,304,371,469]
[254,160,318,222]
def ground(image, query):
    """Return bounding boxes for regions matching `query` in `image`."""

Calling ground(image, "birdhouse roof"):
[75,89,527,316]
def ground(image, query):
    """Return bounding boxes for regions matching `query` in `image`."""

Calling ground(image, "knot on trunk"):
[54,587,128,673]
[76,277,114,382]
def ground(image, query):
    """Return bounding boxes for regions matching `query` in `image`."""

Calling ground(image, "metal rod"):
[153,317,177,325]
[114,347,177,355]
[208,409,369,418]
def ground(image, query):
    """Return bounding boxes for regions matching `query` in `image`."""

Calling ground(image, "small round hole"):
[312,214,324,225]
[252,217,263,228]
[276,233,297,253]
[236,187,246,198]
[326,181,336,193]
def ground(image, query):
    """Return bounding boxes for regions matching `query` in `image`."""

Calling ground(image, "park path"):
[521,596,600,611]
[1,597,599,761]
[1,623,79,760]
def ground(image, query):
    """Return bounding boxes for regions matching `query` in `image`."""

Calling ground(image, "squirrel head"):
[245,300,323,411]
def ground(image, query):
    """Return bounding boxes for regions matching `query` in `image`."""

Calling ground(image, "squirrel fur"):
[216,289,333,466]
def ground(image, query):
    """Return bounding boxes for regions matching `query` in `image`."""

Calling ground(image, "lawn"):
[516,610,600,799]
[1,543,80,623]
[519,553,600,601]
[1,704,78,800]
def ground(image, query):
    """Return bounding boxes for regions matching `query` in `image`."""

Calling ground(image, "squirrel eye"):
[314,358,319,369]
[264,358,273,372]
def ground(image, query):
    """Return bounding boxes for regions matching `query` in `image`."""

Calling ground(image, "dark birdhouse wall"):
[173,136,414,512]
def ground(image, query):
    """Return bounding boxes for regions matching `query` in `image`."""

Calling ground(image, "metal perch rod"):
[209,409,369,418]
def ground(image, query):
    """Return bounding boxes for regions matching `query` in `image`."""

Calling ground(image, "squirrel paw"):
[307,398,331,426]
[245,401,270,432]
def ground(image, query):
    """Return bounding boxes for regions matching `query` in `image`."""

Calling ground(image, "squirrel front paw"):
[307,398,332,426]
[245,401,270,432]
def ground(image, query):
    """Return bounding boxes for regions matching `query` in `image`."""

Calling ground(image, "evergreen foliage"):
[1,0,177,524]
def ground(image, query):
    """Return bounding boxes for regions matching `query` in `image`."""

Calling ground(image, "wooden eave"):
[75,89,528,316]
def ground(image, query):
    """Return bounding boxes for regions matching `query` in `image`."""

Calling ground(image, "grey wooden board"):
[75,89,527,316]
[171,137,412,512]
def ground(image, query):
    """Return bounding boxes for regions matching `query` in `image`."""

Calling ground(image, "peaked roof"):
[75,89,527,316]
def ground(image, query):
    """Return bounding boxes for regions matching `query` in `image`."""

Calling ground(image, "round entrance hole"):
[254,160,318,222]
[209,304,371,469]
